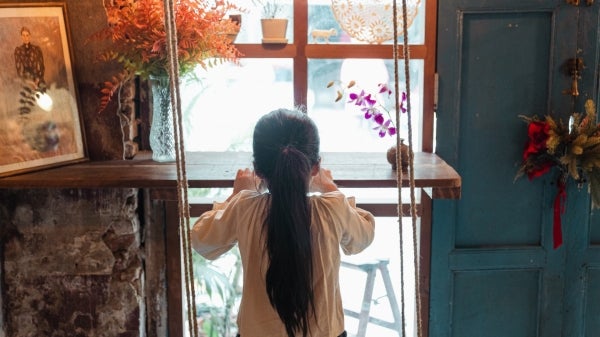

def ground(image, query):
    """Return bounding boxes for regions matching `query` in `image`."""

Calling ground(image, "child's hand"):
[310,168,338,193]
[227,168,264,201]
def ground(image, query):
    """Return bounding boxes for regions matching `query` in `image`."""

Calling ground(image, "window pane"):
[189,244,242,337]
[308,0,426,44]
[182,59,294,152]
[307,58,424,152]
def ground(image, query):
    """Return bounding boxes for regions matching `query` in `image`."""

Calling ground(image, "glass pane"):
[340,216,416,337]
[308,0,426,45]
[182,59,294,151]
[189,244,242,337]
[229,0,294,44]
[308,58,424,152]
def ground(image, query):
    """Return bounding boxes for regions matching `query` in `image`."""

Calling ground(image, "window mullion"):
[294,0,309,108]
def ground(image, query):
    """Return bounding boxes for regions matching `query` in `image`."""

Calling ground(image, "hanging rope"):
[162,1,197,337]
[392,0,421,337]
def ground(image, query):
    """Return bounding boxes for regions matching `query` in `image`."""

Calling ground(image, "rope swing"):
[162,0,197,336]
[161,1,420,336]
[393,1,422,337]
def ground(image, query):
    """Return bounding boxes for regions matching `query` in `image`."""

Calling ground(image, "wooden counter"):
[0,151,461,199]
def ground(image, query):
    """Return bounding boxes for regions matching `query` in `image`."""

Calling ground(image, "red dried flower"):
[523,120,550,160]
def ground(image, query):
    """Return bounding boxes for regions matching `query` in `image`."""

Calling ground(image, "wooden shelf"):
[0,151,461,199]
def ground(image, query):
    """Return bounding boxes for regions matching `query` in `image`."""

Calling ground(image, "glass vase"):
[149,75,176,162]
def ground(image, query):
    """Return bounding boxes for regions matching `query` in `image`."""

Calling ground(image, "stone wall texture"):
[0,189,144,337]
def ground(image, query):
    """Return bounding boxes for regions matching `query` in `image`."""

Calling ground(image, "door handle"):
[562,58,584,96]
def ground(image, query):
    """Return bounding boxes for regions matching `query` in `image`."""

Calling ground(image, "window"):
[185,1,436,336]
[183,0,436,153]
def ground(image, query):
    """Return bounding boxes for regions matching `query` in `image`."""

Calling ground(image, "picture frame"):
[0,2,86,177]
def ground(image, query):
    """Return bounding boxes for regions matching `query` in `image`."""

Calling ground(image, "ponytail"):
[253,109,320,337]
[266,146,314,337]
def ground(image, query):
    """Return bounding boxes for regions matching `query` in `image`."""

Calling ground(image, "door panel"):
[433,1,579,336]
[456,11,552,247]
[452,270,541,337]
[574,6,600,336]
[590,211,600,243]
[584,268,600,336]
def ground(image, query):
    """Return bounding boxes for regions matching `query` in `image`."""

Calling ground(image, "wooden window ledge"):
[0,151,461,200]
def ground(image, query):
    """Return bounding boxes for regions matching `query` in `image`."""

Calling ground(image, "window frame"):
[174,2,439,336]
[233,0,437,152]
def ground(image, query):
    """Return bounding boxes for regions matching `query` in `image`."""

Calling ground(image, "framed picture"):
[0,2,86,177]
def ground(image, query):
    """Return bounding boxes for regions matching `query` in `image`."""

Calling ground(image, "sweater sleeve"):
[190,196,239,260]
[312,191,376,255]
[338,195,376,255]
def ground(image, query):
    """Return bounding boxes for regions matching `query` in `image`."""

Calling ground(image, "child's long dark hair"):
[252,109,320,337]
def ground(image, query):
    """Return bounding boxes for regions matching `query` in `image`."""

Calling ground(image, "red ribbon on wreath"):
[552,177,566,249]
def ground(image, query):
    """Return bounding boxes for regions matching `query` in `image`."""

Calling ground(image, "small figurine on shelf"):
[311,28,338,43]
[387,140,409,172]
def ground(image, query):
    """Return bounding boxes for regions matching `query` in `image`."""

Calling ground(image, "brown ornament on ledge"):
[387,139,409,172]
[117,79,139,160]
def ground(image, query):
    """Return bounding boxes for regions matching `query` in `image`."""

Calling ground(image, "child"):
[191,108,375,337]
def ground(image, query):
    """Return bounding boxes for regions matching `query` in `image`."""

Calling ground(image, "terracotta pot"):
[260,18,288,43]
[226,14,242,42]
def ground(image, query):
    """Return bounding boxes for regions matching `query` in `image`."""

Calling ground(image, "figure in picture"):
[14,26,58,153]
[15,26,46,89]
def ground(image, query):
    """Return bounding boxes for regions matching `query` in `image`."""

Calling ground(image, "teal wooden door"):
[432,1,600,336]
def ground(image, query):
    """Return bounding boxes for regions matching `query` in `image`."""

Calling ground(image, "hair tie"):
[281,144,294,154]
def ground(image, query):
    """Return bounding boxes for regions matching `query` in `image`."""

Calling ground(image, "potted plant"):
[260,1,284,18]
[90,0,242,161]
[254,0,288,43]
[226,13,242,43]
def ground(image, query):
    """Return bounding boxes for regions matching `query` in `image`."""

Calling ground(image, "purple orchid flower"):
[349,90,376,107]
[374,119,396,137]
[378,83,392,96]
[400,91,407,113]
